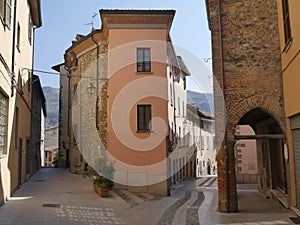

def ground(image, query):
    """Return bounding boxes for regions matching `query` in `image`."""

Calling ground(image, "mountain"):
[187,90,214,115]
[42,86,59,128]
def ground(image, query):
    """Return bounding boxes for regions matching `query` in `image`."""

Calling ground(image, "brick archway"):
[216,95,287,213]
[226,95,286,140]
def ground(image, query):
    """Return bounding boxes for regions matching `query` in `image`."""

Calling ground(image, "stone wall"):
[69,44,108,175]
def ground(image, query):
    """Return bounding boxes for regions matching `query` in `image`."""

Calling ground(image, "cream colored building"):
[277,0,300,212]
[0,0,41,204]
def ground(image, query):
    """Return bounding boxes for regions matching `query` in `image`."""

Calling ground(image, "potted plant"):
[93,177,114,197]
[93,149,115,197]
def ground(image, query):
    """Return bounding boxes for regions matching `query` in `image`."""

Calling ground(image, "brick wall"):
[206,0,286,212]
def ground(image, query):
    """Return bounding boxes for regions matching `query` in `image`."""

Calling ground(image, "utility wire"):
[22,68,108,80]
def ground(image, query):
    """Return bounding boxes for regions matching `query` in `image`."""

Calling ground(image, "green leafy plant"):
[94,177,114,189]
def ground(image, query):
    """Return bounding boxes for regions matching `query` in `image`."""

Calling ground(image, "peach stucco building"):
[62,9,194,195]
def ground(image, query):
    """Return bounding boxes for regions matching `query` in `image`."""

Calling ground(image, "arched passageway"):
[217,107,288,212]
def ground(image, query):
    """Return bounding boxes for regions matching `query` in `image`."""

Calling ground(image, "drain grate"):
[34,179,46,182]
[42,203,60,208]
[290,217,300,224]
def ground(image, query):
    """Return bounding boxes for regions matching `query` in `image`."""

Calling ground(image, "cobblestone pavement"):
[0,169,297,225]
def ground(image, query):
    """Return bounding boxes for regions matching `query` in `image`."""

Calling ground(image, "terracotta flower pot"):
[94,184,109,197]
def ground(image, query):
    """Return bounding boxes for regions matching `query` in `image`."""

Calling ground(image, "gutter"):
[91,34,99,129]
[11,0,17,97]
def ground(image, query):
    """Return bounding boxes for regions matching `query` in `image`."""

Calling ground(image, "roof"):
[28,0,42,27]
[65,9,176,66]
[100,9,175,15]
[177,56,191,76]
[51,63,65,72]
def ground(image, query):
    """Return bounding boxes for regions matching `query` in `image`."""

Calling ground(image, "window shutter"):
[5,0,12,28]
[0,0,4,21]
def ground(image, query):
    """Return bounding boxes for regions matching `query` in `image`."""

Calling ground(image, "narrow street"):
[0,168,296,225]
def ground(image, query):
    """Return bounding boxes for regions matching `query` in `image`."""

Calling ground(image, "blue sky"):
[34,0,212,92]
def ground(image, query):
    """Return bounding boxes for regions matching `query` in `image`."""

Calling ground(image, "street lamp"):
[87,82,96,95]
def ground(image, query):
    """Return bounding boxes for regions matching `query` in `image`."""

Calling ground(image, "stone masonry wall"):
[69,44,108,175]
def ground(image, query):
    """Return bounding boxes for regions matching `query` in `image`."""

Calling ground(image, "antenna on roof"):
[85,12,98,32]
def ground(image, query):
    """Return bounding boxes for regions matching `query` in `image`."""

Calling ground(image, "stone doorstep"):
[119,190,144,205]
[270,189,289,208]
[291,206,300,217]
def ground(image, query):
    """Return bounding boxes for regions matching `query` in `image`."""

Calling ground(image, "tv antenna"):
[85,12,98,31]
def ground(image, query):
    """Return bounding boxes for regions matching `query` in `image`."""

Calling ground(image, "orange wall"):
[107,28,169,172]
[277,0,300,117]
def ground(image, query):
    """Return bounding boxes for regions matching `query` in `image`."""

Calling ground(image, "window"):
[16,22,20,51]
[178,97,180,115]
[169,83,173,105]
[0,0,4,22]
[182,101,185,117]
[28,14,33,45]
[73,124,77,144]
[201,136,205,150]
[207,137,210,150]
[15,107,19,149]
[137,48,151,72]
[0,0,12,28]
[0,91,7,156]
[73,83,78,104]
[137,105,151,131]
[282,0,292,50]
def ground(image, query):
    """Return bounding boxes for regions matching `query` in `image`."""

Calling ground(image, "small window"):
[201,136,205,150]
[169,83,173,105]
[0,0,4,22]
[1,0,12,28]
[282,0,292,50]
[178,97,180,115]
[16,22,20,51]
[137,105,151,131]
[73,83,78,104]
[28,13,33,45]
[0,91,8,156]
[15,107,19,149]
[137,48,151,72]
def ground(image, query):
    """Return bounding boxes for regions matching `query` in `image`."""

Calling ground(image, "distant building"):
[186,104,215,178]
[235,125,258,184]
[52,64,70,168]
[44,126,58,167]
[30,75,47,175]
[0,0,42,204]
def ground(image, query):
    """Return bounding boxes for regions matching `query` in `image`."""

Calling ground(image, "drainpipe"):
[91,34,99,129]
[217,0,230,214]
[11,0,17,97]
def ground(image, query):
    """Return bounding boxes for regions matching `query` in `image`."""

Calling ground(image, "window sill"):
[136,130,153,133]
[282,38,293,53]
[136,72,153,75]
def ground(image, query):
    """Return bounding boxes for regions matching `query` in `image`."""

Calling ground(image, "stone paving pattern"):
[0,168,297,225]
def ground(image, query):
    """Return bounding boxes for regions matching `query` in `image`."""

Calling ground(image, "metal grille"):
[293,129,300,209]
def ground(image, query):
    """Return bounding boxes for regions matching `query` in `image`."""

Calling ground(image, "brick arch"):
[226,95,286,139]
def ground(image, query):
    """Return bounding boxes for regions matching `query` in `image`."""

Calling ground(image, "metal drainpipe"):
[218,0,230,214]
[91,34,99,129]
[11,0,17,97]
